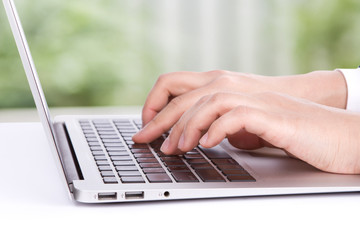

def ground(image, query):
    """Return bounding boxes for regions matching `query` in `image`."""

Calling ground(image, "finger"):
[227,130,265,150]
[162,92,264,153]
[133,86,217,143]
[141,71,212,126]
[199,105,289,150]
[159,95,213,154]
[227,130,275,150]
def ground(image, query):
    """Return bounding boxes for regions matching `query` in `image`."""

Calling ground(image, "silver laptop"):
[3,0,360,203]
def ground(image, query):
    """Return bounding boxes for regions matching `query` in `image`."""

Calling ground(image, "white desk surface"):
[1,122,359,240]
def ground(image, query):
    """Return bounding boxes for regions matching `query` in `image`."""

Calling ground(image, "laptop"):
[3,0,360,203]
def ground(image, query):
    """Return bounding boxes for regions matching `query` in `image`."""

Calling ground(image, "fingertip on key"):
[199,132,208,146]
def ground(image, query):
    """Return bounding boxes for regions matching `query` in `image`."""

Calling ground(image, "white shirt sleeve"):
[337,68,360,112]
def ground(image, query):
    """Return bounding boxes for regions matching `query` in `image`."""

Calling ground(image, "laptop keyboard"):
[79,119,255,184]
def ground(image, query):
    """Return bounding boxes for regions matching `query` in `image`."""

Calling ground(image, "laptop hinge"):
[53,122,84,193]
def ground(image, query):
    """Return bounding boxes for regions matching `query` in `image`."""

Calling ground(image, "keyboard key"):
[101,171,115,177]
[96,128,115,131]
[211,158,238,166]
[112,161,135,166]
[98,131,118,135]
[185,150,200,155]
[162,161,186,167]
[167,166,191,172]
[216,164,244,170]
[190,163,213,169]
[221,169,249,175]
[123,136,133,141]
[185,159,208,164]
[184,154,203,159]
[102,139,123,143]
[108,151,130,156]
[96,161,110,166]
[157,152,179,157]
[130,148,151,153]
[94,155,107,161]
[84,133,96,138]
[139,163,162,168]
[111,156,133,161]
[115,166,138,171]
[98,165,112,171]
[117,129,137,133]
[143,168,166,173]
[120,133,135,137]
[100,135,120,139]
[86,138,99,142]
[146,173,172,183]
[114,121,132,124]
[106,147,126,151]
[195,169,225,182]
[83,129,94,133]
[160,156,182,161]
[97,129,116,133]
[90,146,103,151]
[88,142,101,146]
[137,158,158,163]
[134,153,154,158]
[103,177,118,184]
[128,144,148,149]
[171,171,199,182]
[227,175,255,182]
[92,150,105,156]
[104,142,124,147]
[118,171,142,176]
[199,145,230,158]
[121,176,145,183]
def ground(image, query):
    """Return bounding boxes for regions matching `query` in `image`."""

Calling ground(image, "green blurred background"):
[0,0,359,109]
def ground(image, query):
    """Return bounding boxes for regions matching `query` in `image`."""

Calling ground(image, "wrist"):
[273,70,347,109]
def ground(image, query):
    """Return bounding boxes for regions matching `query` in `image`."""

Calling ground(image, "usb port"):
[98,192,117,200]
[125,191,144,199]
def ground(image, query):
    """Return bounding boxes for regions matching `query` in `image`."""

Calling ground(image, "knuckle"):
[209,92,226,104]
[171,121,182,134]
[156,74,168,85]
[212,75,236,87]
[206,69,229,77]
[198,95,211,104]
[156,72,173,87]
[233,105,252,118]
[211,119,223,133]
[169,95,183,108]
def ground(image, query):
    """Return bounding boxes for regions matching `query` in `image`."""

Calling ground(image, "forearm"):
[269,70,348,109]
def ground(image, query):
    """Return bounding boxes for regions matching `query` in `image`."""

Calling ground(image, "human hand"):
[155,91,360,174]
[133,70,346,143]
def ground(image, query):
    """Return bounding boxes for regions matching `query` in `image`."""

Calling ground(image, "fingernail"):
[199,133,208,146]
[178,134,185,149]
[160,137,170,152]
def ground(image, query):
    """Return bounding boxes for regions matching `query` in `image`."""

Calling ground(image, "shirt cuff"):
[337,68,360,112]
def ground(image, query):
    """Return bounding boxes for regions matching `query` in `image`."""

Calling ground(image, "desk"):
[1,121,359,240]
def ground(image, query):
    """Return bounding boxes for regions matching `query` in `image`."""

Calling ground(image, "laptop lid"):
[2,0,69,188]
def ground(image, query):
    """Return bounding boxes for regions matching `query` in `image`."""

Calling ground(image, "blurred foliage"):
[0,0,160,108]
[295,0,360,72]
[0,0,360,108]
